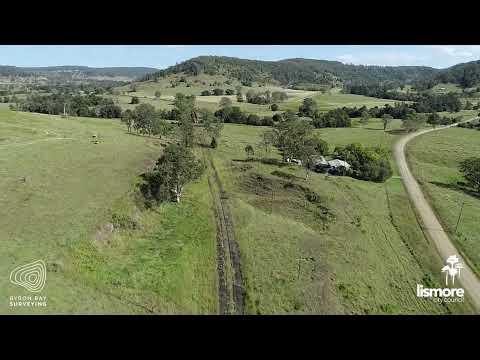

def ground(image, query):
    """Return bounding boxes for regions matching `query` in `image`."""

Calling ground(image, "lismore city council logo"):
[8,260,47,308]
[417,255,465,303]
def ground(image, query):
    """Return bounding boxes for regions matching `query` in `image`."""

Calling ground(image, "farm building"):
[328,159,351,170]
[312,156,351,173]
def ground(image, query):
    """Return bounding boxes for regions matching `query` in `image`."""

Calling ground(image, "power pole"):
[454,201,466,234]
[63,103,67,117]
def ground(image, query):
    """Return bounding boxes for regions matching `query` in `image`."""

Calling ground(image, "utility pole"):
[454,201,466,234]
[63,103,67,117]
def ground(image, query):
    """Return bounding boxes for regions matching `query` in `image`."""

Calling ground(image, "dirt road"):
[394,121,480,312]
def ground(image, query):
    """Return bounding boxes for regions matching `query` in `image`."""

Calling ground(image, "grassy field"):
[407,126,480,276]
[0,108,217,314]
[110,73,400,117]
[207,123,473,314]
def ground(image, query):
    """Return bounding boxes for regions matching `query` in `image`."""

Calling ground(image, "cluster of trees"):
[312,109,352,128]
[333,143,392,182]
[345,83,417,101]
[245,90,288,105]
[296,98,352,128]
[265,118,329,179]
[214,106,274,126]
[2,95,18,103]
[412,92,462,113]
[200,88,235,96]
[17,93,122,118]
[458,119,480,130]
[121,104,174,137]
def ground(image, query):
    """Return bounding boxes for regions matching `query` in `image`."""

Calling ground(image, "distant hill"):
[435,60,480,88]
[141,56,440,87]
[0,65,158,80]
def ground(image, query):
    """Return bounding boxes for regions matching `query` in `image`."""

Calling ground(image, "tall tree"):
[382,114,393,131]
[459,157,480,192]
[174,93,196,147]
[142,144,204,203]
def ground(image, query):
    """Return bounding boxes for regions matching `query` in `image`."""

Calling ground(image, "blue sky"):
[0,45,479,69]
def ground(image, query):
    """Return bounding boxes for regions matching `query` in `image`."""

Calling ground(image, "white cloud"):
[337,51,426,66]
[429,45,480,59]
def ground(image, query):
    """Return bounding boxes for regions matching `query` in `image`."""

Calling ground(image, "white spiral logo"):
[10,260,46,293]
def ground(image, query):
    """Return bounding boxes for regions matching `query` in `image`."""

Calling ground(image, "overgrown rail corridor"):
[204,149,245,315]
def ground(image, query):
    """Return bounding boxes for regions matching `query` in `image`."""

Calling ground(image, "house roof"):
[328,159,351,168]
[314,156,328,166]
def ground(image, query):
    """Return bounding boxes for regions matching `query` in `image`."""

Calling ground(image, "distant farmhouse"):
[312,156,351,174]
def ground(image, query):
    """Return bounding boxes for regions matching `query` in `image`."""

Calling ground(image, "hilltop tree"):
[459,157,480,193]
[382,114,393,131]
[154,91,162,99]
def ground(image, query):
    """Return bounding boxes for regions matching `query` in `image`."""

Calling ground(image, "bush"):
[225,89,235,95]
[272,113,283,122]
[271,103,279,111]
[201,90,211,96]
[333,143,392,182]
[130,96,140,104]
[213,88,224,96]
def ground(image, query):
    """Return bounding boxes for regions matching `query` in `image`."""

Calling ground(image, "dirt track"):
[204,150,245,314]
[394,121,480,312]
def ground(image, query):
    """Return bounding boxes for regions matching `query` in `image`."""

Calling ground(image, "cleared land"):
[207,122,473,314]
[407,125,480,278]
[0,108,217,314]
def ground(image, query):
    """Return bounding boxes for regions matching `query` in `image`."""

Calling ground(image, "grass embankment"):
[0,109,217,314]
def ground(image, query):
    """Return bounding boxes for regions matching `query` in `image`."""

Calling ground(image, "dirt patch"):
[94,222,115,245]
[238,172,336,231]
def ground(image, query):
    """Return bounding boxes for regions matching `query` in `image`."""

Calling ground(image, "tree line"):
[16,93,123,118]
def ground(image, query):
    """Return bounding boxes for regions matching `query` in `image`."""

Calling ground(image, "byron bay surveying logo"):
[417,255,465,303]
[8,260,47,308]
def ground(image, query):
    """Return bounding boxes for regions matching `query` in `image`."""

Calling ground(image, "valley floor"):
[1,108,475,314]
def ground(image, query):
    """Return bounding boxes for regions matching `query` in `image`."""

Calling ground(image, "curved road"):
[394,121,480,312]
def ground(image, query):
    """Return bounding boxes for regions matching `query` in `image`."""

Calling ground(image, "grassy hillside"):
[407,126,480,276]
[0,108,216,314]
